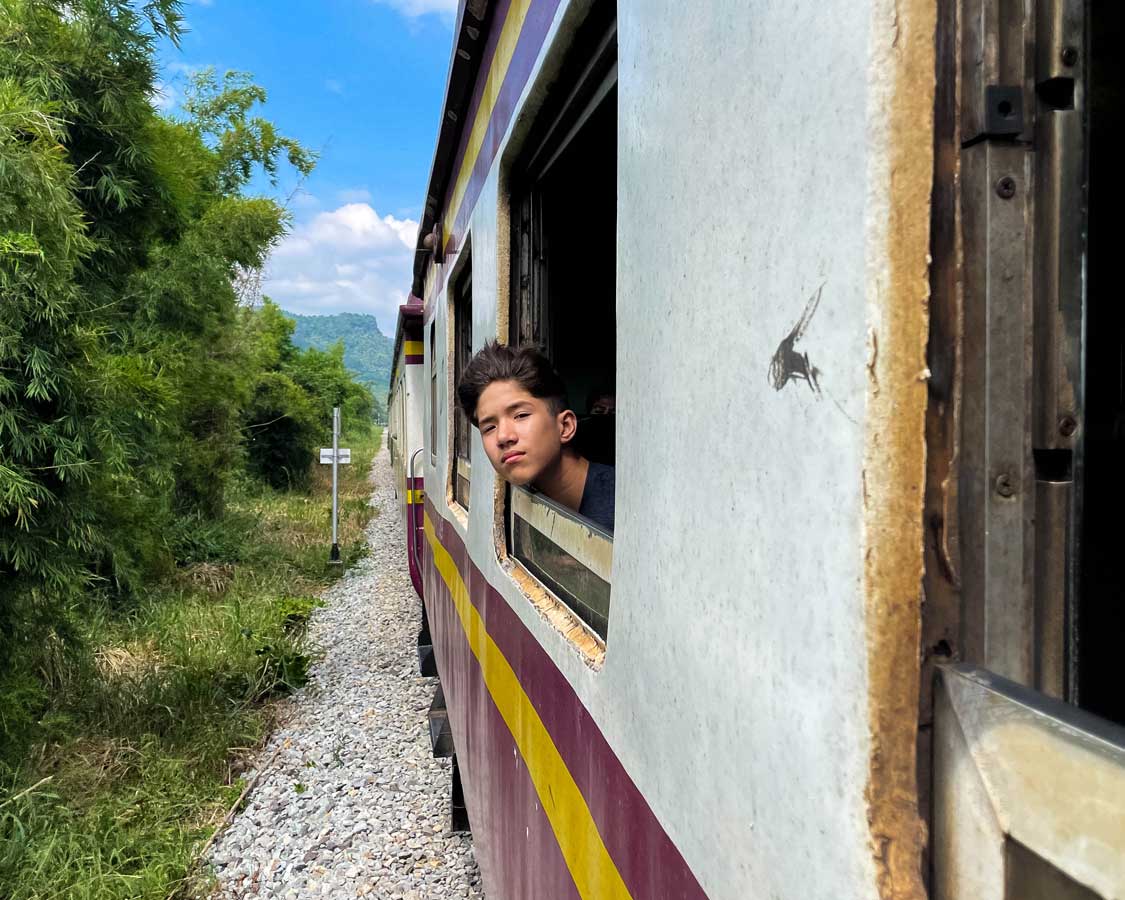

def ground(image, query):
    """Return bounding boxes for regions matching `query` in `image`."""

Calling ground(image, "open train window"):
[429,323,437,464]
[506,1,617,641]
[451,250,472,511]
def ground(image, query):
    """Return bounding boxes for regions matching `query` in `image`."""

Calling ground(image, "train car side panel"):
[390,301,426,598]
[414,0,935,898]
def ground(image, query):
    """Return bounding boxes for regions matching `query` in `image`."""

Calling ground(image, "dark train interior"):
[508,1,618,471]
[1076,0,1124,725]
[537,86,617,467]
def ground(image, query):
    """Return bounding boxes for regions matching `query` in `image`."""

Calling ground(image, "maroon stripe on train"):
[423,531,582,899]
[425,500,708,900]
[443,0,563,259]
[404,354,424,364]
[405,497,425,599]
[409,476,424,490]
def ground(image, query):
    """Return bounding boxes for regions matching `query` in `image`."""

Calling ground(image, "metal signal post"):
[330,406,340,565]
[319,407,352,568]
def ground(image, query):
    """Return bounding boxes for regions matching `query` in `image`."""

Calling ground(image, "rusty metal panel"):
[1032,480,1068,698]
[958,139,1036,685]
[937,0,1088,696]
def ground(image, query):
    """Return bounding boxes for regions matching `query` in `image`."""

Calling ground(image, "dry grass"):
[174,564,236,595]
[94,639,169,682]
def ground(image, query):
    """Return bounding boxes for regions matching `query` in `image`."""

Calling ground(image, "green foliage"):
[239,299,376,489]
[286,341,375,425]
[0,10,387,891]
[0,428,382,899]
[274,595,325,636]
[182,68,317,195]
[0,0,371,763]
[244,369,320,489]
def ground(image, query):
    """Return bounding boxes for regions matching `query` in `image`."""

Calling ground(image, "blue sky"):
[156,0,457,333]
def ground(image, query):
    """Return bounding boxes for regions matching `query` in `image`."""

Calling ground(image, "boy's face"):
[475,379,575,486]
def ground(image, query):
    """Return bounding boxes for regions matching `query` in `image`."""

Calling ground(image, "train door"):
[925,1,1125,896]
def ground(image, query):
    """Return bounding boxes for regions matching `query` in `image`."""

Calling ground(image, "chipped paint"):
[862,0,937,896]
[506,561,606,668]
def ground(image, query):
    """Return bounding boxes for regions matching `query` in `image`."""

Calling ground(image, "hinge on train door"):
[982,84,1024,137]
[961,0,1034,144]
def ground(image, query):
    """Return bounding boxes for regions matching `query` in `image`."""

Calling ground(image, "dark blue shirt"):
[578,462,615,533]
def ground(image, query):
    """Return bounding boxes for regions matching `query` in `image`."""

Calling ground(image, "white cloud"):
[370,0,458,19]
[165,61,210,77]
[264,203,419,327]
[336,187,372,203]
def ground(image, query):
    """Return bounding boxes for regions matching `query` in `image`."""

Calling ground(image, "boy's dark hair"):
[456,341,568,425]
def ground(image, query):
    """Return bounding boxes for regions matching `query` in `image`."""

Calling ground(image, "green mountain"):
[284,311,395,395]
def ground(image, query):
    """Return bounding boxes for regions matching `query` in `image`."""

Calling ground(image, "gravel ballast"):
[207,443,485,899]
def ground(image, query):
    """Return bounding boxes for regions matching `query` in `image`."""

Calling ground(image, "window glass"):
[429,324,437,463]
[510,486,612,639]
[452,257,472,510]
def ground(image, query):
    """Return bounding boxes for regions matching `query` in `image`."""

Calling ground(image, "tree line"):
[0,0,373,760]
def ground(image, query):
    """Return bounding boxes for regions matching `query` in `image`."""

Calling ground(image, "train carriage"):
[388,301,426,601]
[387,1,1125,898]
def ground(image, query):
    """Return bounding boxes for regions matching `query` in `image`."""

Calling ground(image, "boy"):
[456,341,614,533]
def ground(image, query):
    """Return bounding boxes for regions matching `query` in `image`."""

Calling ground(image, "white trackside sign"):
[319,448,351,464]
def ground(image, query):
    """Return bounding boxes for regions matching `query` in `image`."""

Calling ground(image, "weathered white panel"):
[421,1,934,897]
[608,2,878,897]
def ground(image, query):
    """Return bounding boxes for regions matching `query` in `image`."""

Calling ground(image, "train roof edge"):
[389,296,424,398]
[409,1,497,299]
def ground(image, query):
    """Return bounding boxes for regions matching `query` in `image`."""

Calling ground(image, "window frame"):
[509,13,618,360]
[429,322,438,465]
[509,485,613,640]
[500,2,618,649]
[449,240,473,512]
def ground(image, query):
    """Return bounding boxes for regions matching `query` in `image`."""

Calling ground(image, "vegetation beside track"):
[0,2,387,896]
[0,426,382,900]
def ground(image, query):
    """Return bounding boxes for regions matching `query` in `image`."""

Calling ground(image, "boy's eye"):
[481,424,495,435]
[515,412,529,420]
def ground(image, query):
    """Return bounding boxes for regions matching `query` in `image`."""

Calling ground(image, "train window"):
[505,0,617,641]
[510,5,617,471]
[510,486,613,639]
[451,253,472,510]
[429,324,437,464]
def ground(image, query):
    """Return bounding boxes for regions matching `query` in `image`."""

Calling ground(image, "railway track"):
[205,443,485,899]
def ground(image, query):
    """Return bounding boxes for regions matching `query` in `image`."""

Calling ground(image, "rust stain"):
[862,0,936,897]
[507,562,606,668]
[492,483,604,668]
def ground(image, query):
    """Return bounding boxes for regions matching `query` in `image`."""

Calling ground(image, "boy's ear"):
[557,409,578,444]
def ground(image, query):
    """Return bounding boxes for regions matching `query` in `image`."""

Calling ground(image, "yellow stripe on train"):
[423,514,632,900]
[407,489,425,504]
[404,340,424,356]
[442,0,533,252]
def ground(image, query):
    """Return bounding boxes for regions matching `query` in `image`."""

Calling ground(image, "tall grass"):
[0,428,382,900]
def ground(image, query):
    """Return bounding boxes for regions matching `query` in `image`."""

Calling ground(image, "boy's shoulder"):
[579,462,615,533]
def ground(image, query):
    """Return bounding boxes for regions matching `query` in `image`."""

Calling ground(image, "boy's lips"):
[501,451,525,465]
